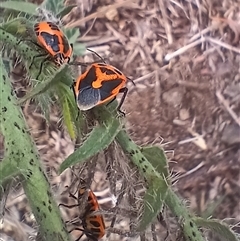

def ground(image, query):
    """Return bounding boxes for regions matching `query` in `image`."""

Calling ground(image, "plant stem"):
[0,56,72,241]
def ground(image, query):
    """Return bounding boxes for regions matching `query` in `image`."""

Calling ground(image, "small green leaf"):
[57,5,76,19]
[194,217,239,241]
[0,17,32,38]
[56,83,79,139]
[65,27,80,44]
[35,93,53,121]
[141,146,169,180]
[62,97,76,139]
[201,196,226,219]
[137,177,168,231]
[72,43,86,56]
[41,0,64,15]
[59,115,121,173]
[0,1,38,15]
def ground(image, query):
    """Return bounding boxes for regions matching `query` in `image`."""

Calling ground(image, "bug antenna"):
[127,77,136,86]
[86,48,106,63]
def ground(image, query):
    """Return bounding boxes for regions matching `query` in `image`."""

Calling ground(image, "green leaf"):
[141,146,169,180]
[56,83,79,139]
[65,27,80,44]
[59,114,121,173]
[35,92,53,121]
[72,43,86,56]
[0,1,38,15]
[18,65,70,104]
[62,97,76,139]
[137,177,168,231]
[57,5,76,19]
[201,196,226,219]
[194,217,239,241]
[41,0,64,15]
[0,17,32,38]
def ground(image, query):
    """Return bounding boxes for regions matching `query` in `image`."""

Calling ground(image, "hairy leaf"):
[56,82,79,139]
[141,146,169,180]
[138,177,168,231]
[0,1,38,15]
[59,113,121,173]
[194,217,239,241]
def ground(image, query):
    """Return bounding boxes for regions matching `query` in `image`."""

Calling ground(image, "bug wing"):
[77,86,101,110]
[99,78,124,101]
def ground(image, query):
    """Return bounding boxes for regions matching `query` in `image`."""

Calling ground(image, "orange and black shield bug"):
[32,21,73,78]
[59,179,105,241]
[73,63,129,116]
[80,189,105,240]
[34,21,73,65]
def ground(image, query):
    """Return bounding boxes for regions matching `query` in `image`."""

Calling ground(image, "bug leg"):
[75,233,84,241]
[69,228,85,241]
[68,191,79,201]
[58,203,80,209]
[29,53,46,70]
[67,44,74,63]
[69,228,99,241]
[71,82,77,97]
[76,110,80,120]
[117,87,128,117]
[85,232,98,241]
[35,57,48,79]
[19,39,45,70]
[19,39,49,79]
[107,96,125,116]
[117,108,125,117]
[58,190,79,208]
[28,53,50,80]
[71,83,81,120]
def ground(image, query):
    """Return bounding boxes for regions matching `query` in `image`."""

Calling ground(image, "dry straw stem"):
[65,0,139,28]
[165,36,240,62]
[157,0,173,44]
[216,90,240,127]
[173,161,205,181]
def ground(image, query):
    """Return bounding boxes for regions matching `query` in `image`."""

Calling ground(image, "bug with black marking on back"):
[59,179,106,241]
[30,21,73,79]
[71,50,135,116]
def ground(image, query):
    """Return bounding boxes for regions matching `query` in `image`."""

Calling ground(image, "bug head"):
[54,53,66,66]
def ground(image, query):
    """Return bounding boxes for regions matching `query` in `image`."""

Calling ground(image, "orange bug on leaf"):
[59,179,106,241]
[73,62,129,116]
[31,21,73,78]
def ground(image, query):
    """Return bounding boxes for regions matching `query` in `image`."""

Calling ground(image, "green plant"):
[0,0,239,241]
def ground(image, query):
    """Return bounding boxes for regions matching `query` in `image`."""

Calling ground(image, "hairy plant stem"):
[0,56,72,241]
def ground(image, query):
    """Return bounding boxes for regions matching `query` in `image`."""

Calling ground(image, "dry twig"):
[216,90,240,126]
[165,36,240,62]
[157,0,173,44]
[66,0,139,28]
